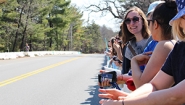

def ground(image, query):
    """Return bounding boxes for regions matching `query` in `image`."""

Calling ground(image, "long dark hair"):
[122,6,150,43]
[152,0,177,40]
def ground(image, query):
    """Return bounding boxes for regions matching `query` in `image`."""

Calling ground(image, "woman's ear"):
[153,20,159,30]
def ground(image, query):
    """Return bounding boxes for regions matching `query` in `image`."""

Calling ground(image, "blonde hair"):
[172,18,185,41]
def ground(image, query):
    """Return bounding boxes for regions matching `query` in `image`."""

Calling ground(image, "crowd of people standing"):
[98,0,185,105]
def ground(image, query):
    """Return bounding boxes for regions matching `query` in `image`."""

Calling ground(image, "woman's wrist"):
[131,56,136,61]
[121,75,124,81]
[131,57,138,65]
[121,75,127,82]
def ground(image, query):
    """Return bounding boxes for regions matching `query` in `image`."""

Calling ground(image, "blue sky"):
[70,0,120,32]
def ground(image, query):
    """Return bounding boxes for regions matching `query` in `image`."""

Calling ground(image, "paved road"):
[0,54,106,105]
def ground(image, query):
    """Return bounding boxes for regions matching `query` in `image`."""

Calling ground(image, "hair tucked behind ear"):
[152,0,177,40]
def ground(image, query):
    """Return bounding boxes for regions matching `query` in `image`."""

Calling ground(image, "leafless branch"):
[85,0,155,19]
[85,0,123,19]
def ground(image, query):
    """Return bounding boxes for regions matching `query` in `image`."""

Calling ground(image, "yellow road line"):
[0,57,82,87]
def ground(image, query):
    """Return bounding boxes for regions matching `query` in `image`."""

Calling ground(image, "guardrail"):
[0,51,81,60]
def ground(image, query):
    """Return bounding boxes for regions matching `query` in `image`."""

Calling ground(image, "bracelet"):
[122,101,124,105]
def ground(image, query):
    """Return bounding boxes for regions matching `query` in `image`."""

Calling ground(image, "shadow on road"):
[100,55,108,70]
[81,84,101,105]
[81,55,107,105]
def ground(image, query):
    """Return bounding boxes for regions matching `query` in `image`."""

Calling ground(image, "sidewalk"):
[0,51,81,60]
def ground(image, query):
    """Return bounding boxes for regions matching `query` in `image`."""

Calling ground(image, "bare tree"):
[85,0,156,21]
[86,0,123,19]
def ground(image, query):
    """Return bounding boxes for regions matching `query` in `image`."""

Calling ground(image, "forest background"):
[0,0,155,53]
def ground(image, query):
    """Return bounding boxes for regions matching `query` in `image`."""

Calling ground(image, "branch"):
[108,0,123,19]
[85,0,123,19]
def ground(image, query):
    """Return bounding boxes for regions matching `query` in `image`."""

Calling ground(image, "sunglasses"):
[115,37,120,40]
[125,16,140,25]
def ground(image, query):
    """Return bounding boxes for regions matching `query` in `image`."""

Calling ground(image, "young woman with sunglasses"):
[99,6,152,89]
[121,6,151,74]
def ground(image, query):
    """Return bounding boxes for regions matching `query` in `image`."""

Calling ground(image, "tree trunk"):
[12,6,25,52]
[29,34,32,51]
[20,0,33,51]
[48,13,53,49]
[49,37,52,48]
[56,30,59,50]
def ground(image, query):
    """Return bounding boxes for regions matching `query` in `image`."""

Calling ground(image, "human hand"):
[132,51,152,65]
[113,43,121,51]
[105,51,112,56]
[99,70,123,87]
[100,99,123,105]
[117,75,123,81]
[98,70,112,87]
[98,78,111,87]
[142,51,152,56]
[100,70,106,73]
[114,61,122,67]
[99,89,129,100]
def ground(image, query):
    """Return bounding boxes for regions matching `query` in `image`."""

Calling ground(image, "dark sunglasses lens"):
[125,18,131,24]
[125,17,139,24]
[116,37,120,40]
[133,17,139,22]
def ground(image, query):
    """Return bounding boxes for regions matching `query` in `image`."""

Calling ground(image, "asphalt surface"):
[0,54,107,105]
